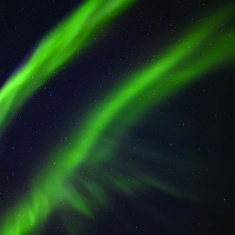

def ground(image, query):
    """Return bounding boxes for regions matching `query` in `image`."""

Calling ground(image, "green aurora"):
[0,0,135,132]
[0,1,234,234]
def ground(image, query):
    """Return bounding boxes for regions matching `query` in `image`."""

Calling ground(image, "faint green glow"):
[0,2,235,235]
[0,0,135,132]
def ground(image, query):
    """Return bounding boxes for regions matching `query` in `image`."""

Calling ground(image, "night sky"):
[0,0,235,234]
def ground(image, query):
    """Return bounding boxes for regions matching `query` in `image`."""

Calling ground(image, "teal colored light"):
[0,2,235,235]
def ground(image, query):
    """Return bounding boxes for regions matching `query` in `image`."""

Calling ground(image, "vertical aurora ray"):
[0,2,235,235]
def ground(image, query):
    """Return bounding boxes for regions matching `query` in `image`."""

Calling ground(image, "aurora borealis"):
[0,0,135,132]
[0,0,235,234]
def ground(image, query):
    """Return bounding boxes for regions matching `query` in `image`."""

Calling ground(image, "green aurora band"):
[0,0,135,132]
[0,1,235,235]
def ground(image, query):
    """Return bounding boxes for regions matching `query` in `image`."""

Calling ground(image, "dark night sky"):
[0,0,234,234]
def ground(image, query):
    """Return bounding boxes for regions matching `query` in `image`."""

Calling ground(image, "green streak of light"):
[1,3,235,235]
[0,0,135,132]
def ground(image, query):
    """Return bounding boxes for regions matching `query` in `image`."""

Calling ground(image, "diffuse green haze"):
[1,2,235,235]
[123,29,235,121]
[54,3,235,173]
[0,0,136,234]
[0,0,135,132]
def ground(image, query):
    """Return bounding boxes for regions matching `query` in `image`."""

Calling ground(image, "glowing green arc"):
[0,2,235,235]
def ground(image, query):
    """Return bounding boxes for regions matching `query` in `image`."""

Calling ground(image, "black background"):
[0,0,234,234]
